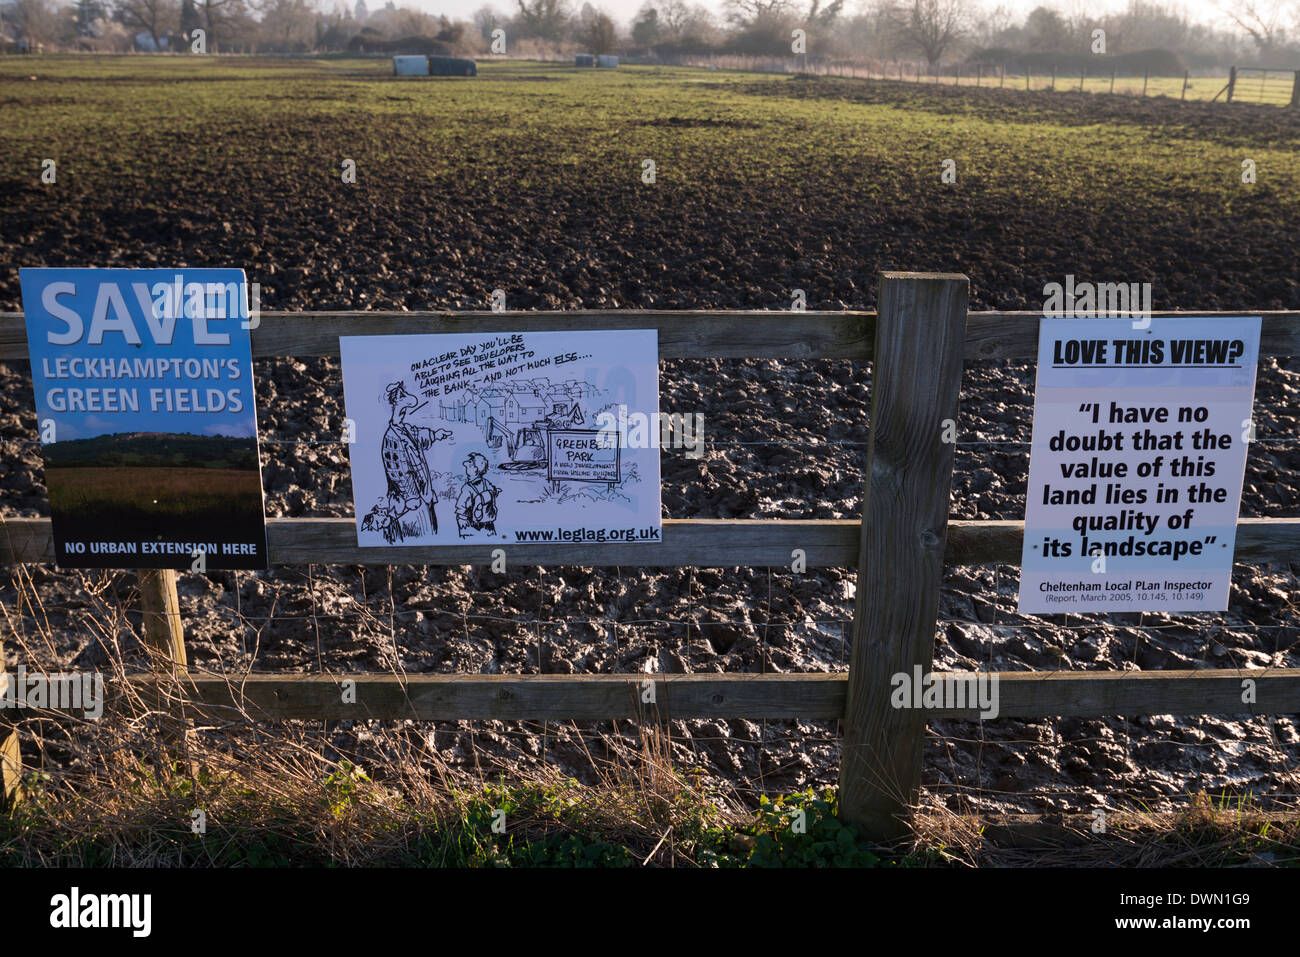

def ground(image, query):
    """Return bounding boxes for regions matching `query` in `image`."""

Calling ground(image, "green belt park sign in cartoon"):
[340,330,662,547]
[21,268,268,570]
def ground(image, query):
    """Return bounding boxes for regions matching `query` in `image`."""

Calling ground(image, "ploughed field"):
[1,56,1298,815]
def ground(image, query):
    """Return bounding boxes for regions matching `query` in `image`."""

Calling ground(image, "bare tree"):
[12,0,64,46]
[514,0,570,41]
[1219,0,1289,54]
[678,2,720,44]
[806,0,843,30]
[194,0,248,50]
[724,0,793,26]
[114,0,179,48]
[973,2,1014,44]
[576,2,617,50]
[473,4,504,41]
[888,0,968,64]
[258,0,317,50]
[631,3,660,45]
[1023,4,1070,48]
[659,0,690,38]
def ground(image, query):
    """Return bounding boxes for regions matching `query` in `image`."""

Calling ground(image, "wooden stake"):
[0,644,19,809]
[137,568,192,767]
[838,273,969,841]
[138,569,188,672]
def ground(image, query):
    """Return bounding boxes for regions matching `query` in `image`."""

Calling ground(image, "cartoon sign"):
[1018,316,1261,613]
[20,268,268,570]
[340,330,662,547]
[548,430,620,486]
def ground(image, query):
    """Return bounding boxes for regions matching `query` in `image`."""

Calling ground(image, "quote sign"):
[20,268,268,570]
[340,330,661,547]
[1018,316,1261,613]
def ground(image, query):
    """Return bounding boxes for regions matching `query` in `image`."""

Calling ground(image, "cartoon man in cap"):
[374,380,452,539]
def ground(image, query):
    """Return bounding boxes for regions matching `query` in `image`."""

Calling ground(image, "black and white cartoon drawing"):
[341,330,661,547]
[361,380,452,542]
[456,452,501,537]
[481,398,585,472]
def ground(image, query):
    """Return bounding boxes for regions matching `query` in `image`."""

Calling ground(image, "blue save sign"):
[20,268,267,570]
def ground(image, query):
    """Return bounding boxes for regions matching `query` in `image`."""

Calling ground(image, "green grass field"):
[0,55,1293,212]
[2,55,1297,317]
[45,465,265,565]
[47,465,261,517]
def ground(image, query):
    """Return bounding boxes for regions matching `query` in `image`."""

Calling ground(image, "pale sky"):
[389,0,1247,34]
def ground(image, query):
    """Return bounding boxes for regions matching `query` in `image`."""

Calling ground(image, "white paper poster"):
[340,330,662,547]
[1018,316,1261,613]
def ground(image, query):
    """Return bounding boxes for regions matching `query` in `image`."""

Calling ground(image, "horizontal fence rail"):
[2,516,1298,567]
[3,286,1299,838]
[107,669,1300,721]
[2,310,1300,362]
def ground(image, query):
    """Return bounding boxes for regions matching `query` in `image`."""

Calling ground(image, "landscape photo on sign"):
[340,330,661,547]
[1017,316,1261,614]
[20,268,269,571]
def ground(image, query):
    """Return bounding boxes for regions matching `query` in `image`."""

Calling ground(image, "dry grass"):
[3,562,1299,867]
[0,561,762,866]
[909,790,1300,868]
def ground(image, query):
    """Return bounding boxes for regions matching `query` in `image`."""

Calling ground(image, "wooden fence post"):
[138,569,187,673]
[0,633,19,808]
[1227,65,1237,102]
[838,272,969,841]
[1290,70,1299,108]
[1181,70,1189,101]
[138,568,191,764]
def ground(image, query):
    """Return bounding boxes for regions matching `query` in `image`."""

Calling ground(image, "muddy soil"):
[1,78,1297,815]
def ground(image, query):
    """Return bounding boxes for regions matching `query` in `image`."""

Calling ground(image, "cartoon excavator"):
[486,401,584,471]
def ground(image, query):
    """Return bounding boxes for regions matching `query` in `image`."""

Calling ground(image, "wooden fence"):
[2,272,1299,838]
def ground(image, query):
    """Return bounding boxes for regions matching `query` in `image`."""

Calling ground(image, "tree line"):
[2,0,1296,69]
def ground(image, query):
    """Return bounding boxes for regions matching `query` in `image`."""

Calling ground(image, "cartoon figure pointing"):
[363,381,452,541]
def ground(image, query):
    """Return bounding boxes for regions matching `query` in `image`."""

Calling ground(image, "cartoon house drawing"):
[506,392,546,423]
[477,389,509,425]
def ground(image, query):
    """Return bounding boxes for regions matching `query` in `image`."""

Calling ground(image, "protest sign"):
[21,268,267,570]
[340,330,662,547]
[1018,316,1261,613]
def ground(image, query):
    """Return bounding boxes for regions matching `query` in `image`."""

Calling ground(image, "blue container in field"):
[393,55,429,76]
[596,55,618,69]
[428,56,477,76]
[575,54,594,67]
